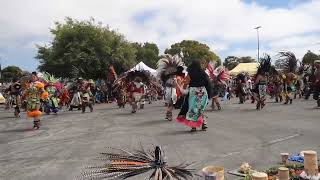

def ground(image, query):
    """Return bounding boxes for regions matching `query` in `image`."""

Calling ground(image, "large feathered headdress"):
[157,54,184,82]
[257,54,272,75]
[81,145,195,180]
[277,51,297,73]
[236,72,247,82]
[206,61,230,82]
[126,70,152,83]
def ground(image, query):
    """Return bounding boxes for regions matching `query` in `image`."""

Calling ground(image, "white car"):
[0,93,5,104]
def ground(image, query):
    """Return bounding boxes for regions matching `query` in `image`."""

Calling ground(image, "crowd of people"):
[1,52,320,132]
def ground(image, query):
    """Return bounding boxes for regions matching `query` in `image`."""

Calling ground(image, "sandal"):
[165,111,172,121]
[201,124,208,131]
[33,120,40,130]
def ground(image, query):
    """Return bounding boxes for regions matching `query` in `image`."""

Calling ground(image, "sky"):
[0,0,320,71]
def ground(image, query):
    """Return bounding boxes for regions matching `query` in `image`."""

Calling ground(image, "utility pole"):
[254,26,262,61]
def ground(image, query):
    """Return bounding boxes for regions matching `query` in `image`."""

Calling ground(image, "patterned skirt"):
[177,87,208,127]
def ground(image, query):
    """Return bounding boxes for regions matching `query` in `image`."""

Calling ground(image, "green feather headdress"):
[42,72,60,83]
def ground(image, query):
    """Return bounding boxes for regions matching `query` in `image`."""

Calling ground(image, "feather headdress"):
[42,72,60,84]
[236,72,247,82]
[206,61,230,82]
[157,54,184,82]
[277,51,298,73]
[81,145,195,180]
[257,54,272,75]
[126,70,152,83]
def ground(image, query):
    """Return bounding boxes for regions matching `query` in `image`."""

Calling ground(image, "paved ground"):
[0,98,319,180]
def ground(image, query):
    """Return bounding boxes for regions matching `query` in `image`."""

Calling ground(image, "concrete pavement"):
[0,98,319,180]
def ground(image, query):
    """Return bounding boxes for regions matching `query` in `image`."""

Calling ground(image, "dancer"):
[235,73,247,104]
[116,81,127,108]
[127,70,152,113]
[271,68,283,103]
[157,54,184,121]
[59,85,70,108]
[112,76,128,108]
[43,73,60,114]
[69,78,83,111]
[252,54,271,110]
[277,52,298,105]
[129,76,144,113]
[176,60,212,132]
[106,65,117,103]
[174,66,187,109]
[5,77,22,117]
[25,72,47,130]
[313,60,320,108]
[206,61,230,110]
[80,80,93,113]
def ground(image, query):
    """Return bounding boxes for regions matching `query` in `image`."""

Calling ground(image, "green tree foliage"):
[223,56,256,70]
[132,42,160,68]
[1,66,23,82]
[223,56,239,70]
[164,40,221,66]
[36,17,137,79]
[302,50,320,65]
[238,56,256,63]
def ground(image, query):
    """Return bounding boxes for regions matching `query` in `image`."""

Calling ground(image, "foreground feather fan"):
[277,51,298,73]
[81,146,195,180]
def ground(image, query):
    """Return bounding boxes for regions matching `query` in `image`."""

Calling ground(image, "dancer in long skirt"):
[176,60,212,132]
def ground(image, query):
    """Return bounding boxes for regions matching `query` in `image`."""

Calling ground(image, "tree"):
[164,40,221,66]
[36,17,137,79]
[1,66,23,82]
[238,56,256,63]
[223,56,239,70]
[302,50,319,65]
[223,56,256,70]
[132,42,159,68]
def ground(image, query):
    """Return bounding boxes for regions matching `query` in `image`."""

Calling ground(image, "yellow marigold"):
[36,82,44,89]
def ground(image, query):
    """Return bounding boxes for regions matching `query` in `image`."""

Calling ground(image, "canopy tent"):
[128,61,157,76]
[229,63,258,76]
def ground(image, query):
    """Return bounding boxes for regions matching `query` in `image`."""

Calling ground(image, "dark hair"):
[187,60,208,85]
[32,71,37,76]
[176,66,184,76]
[187,60,202,74]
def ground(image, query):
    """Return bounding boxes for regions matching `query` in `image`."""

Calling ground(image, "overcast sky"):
[0,0,320,71]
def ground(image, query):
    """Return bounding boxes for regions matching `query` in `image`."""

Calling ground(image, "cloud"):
[0,0,319,70]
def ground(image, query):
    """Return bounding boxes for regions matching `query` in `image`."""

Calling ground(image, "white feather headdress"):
[157,54,184,77]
